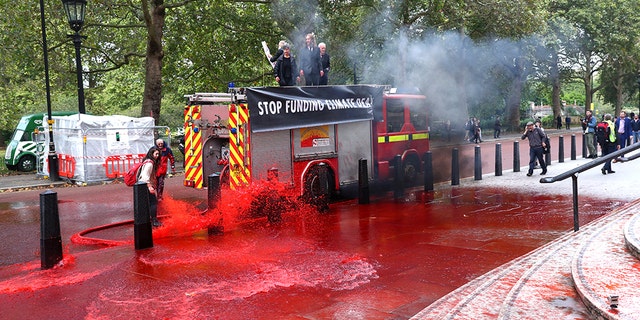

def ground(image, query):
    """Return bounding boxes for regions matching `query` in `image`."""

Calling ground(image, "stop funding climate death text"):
[256,97,373,116]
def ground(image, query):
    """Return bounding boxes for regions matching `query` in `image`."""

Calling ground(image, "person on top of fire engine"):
[269,40,286,63]
[274,43,300,86]
[318,42,330,85]
[299,33,323,85]
[155,138,176,201]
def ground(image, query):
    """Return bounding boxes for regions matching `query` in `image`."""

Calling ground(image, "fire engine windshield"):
[408,99,428,131]
[385,96,428,133]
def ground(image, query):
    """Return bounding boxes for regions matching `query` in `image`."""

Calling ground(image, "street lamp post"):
[39,0,59,181]
[636,72,640,117]
[62,0,87,114]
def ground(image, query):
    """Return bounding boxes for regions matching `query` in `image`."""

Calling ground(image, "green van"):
[4,112,76,172]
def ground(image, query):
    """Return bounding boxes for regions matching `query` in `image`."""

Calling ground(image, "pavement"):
[0,173,68,192]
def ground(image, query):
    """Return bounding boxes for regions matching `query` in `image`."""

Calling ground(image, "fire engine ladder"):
[185,92,247,105]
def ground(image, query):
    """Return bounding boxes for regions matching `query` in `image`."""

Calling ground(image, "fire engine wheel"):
[18,155,36,172]
[403,158,420,185]
[303,165,332,212]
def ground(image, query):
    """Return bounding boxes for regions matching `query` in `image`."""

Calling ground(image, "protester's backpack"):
[124,159,152,186]
[595,121,610,145]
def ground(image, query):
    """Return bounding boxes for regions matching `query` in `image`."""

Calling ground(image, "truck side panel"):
[337,121,373,186]
[250,130,293,183]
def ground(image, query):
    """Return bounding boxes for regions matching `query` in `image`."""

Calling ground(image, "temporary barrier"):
[104,154,145,179]
[43,153,76,179]
[58,154,76,179]
[40,114,170,183]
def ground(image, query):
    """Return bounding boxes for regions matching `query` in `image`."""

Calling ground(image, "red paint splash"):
[153,179,319,239]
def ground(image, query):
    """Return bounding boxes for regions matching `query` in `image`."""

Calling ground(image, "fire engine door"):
[202,137,229,187]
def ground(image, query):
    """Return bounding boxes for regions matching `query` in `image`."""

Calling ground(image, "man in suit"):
[299,33,323,85]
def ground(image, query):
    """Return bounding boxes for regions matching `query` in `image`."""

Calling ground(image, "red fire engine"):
[183,85,429,201]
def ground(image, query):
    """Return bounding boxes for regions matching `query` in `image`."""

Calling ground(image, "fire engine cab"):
[183,85,429,201]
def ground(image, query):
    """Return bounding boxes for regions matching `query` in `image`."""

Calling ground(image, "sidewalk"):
[0,173,67,192]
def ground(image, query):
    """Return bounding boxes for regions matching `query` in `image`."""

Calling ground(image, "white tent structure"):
[41,114,161,182]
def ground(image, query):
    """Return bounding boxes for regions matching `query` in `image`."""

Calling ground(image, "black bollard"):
[571,134,576,160]
[423,152,434,191]
[451,148,460,185]
[545,150,551,167]
[558,136,565,163]
[545,135,552,166]
[40,190,62,269]
[207,173,224,235]
[133,181,153,250]
[207,174,221,210]
[582,133,587,158]
[394,154,404,199]
[358,158,370,204]
[513,141,520,172]
[495,143,502,176]
[48,152,60,182]
[474,145,482,180]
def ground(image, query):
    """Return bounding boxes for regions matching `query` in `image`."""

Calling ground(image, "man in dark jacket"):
[522,121,547,176]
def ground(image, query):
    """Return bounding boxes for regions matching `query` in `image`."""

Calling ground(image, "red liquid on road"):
[0,185,619,319]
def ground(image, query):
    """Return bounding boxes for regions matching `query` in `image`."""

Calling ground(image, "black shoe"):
[526,172,533,177]
[608,170,615,174]
[601,168,607,175]
[541,170,547,175]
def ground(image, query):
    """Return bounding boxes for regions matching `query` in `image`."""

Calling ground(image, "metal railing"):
[540,141,640,231]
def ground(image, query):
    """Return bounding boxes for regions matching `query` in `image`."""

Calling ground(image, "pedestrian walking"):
[598,114,618,175]
[522,121,547,176]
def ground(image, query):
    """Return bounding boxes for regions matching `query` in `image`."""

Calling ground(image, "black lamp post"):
[39,0,60,181]
[636,72,640,117]
[62,0,87,114]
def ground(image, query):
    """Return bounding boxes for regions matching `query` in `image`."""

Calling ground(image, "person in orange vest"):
[155,138,176,200]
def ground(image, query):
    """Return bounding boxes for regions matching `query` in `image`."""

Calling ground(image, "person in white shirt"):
[138,147,162,227]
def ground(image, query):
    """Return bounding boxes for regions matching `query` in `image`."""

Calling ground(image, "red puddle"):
[0,185,621,319]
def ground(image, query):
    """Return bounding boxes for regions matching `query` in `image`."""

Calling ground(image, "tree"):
[551,0,640,115]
